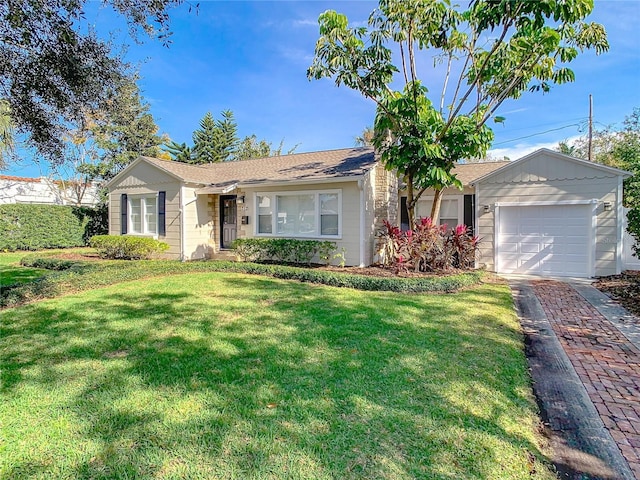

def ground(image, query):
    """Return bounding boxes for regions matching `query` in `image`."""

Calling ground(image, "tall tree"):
[355,126,374,147]
[308,0,608,225]
[235,136,299,160]
[215,109,239,162]
[0,99,14,169]
[77,76,166,183]
[163,140,193,163]
[0,0,182,164]
[192,110,238,164]
[557,107,640,255]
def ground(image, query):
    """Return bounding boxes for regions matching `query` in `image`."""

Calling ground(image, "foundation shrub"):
[379,218,479,272]
[232,238,338,265]
[90,235,169,260]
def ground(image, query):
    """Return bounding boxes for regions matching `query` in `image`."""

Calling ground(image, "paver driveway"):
[510,278,640,480]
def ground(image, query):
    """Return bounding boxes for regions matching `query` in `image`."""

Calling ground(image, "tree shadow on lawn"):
[0,274,550,479]
[0,264,47,288]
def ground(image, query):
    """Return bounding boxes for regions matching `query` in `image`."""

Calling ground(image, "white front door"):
[497,204,592,277]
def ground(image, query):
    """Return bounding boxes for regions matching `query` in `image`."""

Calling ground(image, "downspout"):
[180,186,186,261]
[616,176,624,274]
[358,177,366,267]
[472,182,479,269]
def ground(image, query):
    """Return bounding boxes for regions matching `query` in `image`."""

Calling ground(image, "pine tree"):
[163,140,193,163]
[192,112,220,164]
[215,110,239,162]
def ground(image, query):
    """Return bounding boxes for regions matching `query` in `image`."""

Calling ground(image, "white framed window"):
[256,190,342,238]
[129,195,158,235]
[416,195,464,228]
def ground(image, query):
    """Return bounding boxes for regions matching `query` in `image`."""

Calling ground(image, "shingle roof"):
[141,147,377,186]
[451,161,511,185]
[134,149,510,188]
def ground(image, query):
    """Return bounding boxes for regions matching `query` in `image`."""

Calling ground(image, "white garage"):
[496,202,594,277]
[473,149,632,278]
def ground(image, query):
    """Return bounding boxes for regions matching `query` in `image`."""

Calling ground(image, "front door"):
[221,195,237,249]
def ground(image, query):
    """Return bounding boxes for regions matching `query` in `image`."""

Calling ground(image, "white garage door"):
[497,204,592,277]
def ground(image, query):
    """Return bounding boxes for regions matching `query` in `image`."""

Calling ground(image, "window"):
[439,199,459,228]
[320,193,339,235]
[257,195,272,234]
[417,197,462,228]
[256,190,341,238]
[129,195,158,235]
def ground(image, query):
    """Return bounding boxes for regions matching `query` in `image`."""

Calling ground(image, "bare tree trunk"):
[430,188,444,224]
[405,173,416,228]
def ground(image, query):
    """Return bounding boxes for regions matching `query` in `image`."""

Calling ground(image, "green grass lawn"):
[0,252,47,288]
[0,272,555,480]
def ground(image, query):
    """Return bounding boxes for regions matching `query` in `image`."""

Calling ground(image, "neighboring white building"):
[0,175,99,206]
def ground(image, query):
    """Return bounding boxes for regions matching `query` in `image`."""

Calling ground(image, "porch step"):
[209,250,238,261]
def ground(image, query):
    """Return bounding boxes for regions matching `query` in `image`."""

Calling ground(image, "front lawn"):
[0,272,554,479]
[0,251,47,288]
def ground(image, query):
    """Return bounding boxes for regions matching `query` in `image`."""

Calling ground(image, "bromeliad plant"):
[379,219,479,272]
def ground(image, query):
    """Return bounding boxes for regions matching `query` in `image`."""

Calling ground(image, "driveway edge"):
[510,279,636,480]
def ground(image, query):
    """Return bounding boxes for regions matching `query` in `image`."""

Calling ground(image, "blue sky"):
[7,0,640,177]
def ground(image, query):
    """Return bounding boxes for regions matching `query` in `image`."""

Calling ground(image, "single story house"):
[106,147,634,278]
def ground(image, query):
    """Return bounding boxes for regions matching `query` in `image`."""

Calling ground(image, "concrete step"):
[210,250,238,261]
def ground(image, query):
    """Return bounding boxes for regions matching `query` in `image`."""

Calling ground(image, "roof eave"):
[237,174,366,189]
[473,148,633,184]
[105,156,186,189]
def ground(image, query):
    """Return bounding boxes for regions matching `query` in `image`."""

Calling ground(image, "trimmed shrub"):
[90,235,169,260]
[4,256,485,308]
[0,204,89,251]
[74,204,108,243]
[232,238,339,265]
[378,218,480,272]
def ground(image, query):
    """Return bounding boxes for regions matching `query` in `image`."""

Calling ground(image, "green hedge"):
[90,235,169,260]
[0,204,107,251]
[2,255,484,308]
[232,238,338,265]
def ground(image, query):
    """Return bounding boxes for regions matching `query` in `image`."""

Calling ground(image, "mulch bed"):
[593,270,640,317]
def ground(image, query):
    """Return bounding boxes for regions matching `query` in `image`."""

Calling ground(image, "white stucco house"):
[0,175,99,206]
[106,147,636,277]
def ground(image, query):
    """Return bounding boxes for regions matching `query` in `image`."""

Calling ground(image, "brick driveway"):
[531,280,640,479]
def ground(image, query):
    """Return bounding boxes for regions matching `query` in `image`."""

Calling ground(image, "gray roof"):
[140,147,377,186]
[451,161,511,185]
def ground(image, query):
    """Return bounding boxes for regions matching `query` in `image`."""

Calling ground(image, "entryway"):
[220,195,237,249]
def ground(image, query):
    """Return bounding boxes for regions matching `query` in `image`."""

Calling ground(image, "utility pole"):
[588,94,593,162]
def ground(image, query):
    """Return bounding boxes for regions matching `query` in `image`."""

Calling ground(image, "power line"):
[492,123,583,146]
[494,116,588,134]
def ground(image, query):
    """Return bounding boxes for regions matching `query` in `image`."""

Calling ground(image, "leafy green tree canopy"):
[0,0,181,163]
[235,136,299,161]
[77,76,166,183]
[308,0,608,223]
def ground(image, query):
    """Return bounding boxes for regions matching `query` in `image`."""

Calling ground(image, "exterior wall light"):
[483,205,491,213]
[603,201,612,212]
[237,195,245,205]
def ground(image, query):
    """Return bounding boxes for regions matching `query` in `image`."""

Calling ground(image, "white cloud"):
[292,19,317,28]
[279,47,314,65]
[488,135,582,160]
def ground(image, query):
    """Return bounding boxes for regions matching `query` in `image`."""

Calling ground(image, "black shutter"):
[121,193,128,234]
[464,194,475,234]
[158,191,166,236]
[400,196,409,231]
